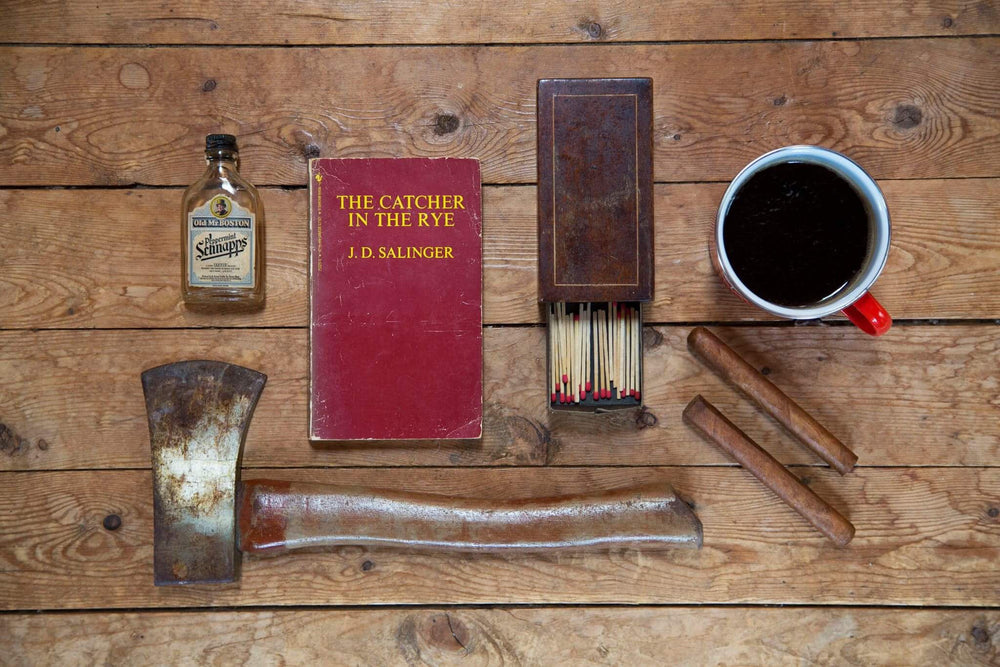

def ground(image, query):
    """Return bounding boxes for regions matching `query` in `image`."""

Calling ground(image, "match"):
[547,302,643,407]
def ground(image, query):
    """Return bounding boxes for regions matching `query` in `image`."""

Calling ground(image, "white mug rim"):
[715,146,891,319]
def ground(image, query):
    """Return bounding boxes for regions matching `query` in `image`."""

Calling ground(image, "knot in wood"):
[434,114,460,135]
[892,104,923,130]
[971,624,990,646]
[636,407,658,429]
[423,613,470,653]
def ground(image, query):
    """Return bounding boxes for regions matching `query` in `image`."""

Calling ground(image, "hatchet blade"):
[142,360,266,586]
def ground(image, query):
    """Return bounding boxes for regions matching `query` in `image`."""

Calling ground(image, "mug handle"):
[842,292,891,336]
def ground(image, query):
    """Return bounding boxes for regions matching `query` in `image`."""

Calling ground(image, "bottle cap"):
[205,134,238,151]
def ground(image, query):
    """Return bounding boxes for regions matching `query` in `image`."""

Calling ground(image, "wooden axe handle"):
[237,480,703,554]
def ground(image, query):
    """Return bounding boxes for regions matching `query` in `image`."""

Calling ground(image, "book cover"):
[309,158,483,441]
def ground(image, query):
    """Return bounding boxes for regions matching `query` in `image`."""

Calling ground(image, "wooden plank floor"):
[2,2,998,664]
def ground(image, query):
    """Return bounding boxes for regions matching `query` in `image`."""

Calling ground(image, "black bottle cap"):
[206,134,238,151]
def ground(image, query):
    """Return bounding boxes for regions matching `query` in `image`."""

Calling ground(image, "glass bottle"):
[181,133,265,309]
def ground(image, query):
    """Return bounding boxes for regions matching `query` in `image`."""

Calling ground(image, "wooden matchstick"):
[609,303,615,397]
[598,308,606,399]
[560,303,567,404]
[569,309,576,402]
[557,304,564,402]
[616,304,624,399]
[559,303,572,403]
[568,307,575,401]
[594,308,602,400]
[615,303,625,400]
[626,305,633,398]
[621,305,628,399]
[633,305,641,400]
[609,305,616,398]
[624,305,631,398]
[624,305,630,398]
[583,303,593,395]
[607,305,612,399]
[555,302,563,403]
[576,309,582,402]
[600,305,606,399]
[579,310,585,401]
[551,303,558,402]
[632,305,639,399]
[602,307,609,399]
[560,302,569,402]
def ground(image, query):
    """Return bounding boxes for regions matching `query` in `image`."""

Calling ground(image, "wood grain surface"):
[1,326,997,471]
[1,466,998,609]
[3,1,999,662]
[2,40,998,186]
[4,0,997,44]
[2,179,998,329]
[3,608,998,665]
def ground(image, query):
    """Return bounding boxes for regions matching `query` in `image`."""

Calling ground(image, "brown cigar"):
[683,395,855,546]
[687,327,858,475]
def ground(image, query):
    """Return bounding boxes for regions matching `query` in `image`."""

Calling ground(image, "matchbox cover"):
[537,77,654,303]
[309,158,483,441]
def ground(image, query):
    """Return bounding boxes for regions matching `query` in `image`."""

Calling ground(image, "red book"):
[309,158,483,440]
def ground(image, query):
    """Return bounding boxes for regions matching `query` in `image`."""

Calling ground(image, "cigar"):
[683,395,855,546]
[687,327,858,475]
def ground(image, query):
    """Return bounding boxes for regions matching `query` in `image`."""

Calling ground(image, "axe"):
[142,360,702,586]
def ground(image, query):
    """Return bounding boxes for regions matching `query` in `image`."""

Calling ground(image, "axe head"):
[142,360,266,586]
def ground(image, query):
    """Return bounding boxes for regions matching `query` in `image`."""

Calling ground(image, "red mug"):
[714,146,891,336]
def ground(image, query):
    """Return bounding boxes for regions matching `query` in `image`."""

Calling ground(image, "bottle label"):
[188,195,255,287]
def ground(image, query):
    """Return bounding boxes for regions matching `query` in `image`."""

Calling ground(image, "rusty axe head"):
[141,360,266,586]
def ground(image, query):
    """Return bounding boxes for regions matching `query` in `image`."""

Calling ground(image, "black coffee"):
[723,162,870,307]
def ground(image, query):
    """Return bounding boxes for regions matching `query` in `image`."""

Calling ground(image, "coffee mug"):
[714,146,891,336]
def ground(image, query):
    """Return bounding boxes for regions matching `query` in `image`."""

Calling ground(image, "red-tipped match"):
[551,393,557,403]
[601,389,608,399]
[585,381,592,391]
[562,374,568,384]
[635,391,641,401]
[630,389,636,398]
